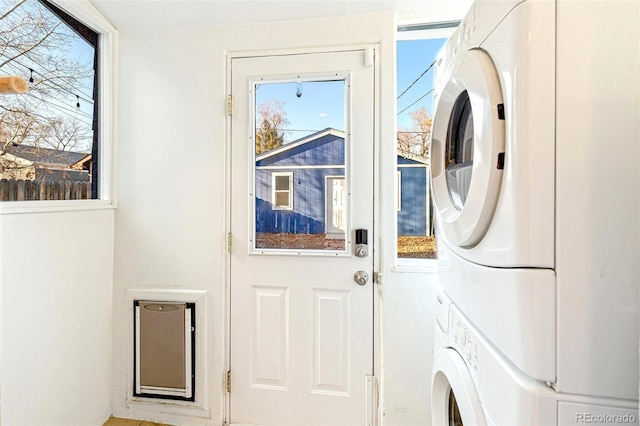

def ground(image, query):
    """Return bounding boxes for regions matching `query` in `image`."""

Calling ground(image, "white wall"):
[0,209,114,425]
[112,25,226,424]
[555,0,639,400]
[112,9,466,426]
[380,13,467,426]
[380,272,440,425]
[0,1,117,424]
[112,14,395,425]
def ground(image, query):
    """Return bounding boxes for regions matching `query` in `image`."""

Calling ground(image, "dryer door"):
[432,347,487,426]
[431,48,504,248]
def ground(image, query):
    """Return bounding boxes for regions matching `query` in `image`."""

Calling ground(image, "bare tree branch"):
[0,21,61,68]
[256,99,290,155]
[397,107,432,158]
[0,0,93,156]
[0,0,25,21]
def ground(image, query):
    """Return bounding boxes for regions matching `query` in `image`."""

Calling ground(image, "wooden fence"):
[0,179,91,201]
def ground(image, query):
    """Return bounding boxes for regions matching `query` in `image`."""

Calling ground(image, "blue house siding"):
[255,167,345,234]
[255,129,346,235]
[397,160,428,236]
[254,129,431,237]
[397,155,422,165]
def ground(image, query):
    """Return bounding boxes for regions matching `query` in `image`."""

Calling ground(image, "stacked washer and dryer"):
[429,0,639,424]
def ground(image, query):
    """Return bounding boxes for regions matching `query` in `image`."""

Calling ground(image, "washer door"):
[431,48,505,248]
[432,347,487,426]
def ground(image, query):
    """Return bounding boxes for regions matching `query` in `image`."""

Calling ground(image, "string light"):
[11,61,94,103]
[296,80,302,98]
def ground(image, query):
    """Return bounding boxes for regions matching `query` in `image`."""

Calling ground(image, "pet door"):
[134,301,195,400]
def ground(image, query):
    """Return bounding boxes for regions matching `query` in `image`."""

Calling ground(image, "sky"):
[255,79,345,143]
[253,37,449,144]
[396,37,448,130]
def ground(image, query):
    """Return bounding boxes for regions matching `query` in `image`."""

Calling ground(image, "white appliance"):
[431,0,555,270]
[432,291,559,425]
[430,0,639,423]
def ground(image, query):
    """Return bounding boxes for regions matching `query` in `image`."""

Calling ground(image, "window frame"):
[0,0,117,214]
[272,172,293,211]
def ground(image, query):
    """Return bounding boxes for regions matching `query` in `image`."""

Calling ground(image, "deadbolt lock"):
[355,229,368,258]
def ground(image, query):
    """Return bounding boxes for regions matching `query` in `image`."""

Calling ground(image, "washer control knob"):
[456,328,466,346]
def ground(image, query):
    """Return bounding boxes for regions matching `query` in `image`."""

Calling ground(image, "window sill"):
[0,199,116,215]
[394,257,438,273]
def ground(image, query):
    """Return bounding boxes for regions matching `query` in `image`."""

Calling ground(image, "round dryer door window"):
[446,90,474,210]
[431,48,505,248]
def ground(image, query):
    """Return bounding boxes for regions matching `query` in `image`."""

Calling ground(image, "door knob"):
[354,271,369,286]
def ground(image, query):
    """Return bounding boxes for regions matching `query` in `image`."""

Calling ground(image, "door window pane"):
[253,79,347,251]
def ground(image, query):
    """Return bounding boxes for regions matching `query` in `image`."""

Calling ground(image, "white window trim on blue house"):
[272,172,293,210]
[325,175,347,236]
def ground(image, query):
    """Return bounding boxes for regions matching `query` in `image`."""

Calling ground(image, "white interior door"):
[230,49,375,426]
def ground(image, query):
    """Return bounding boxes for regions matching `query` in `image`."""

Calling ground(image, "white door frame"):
[224,44,381,425]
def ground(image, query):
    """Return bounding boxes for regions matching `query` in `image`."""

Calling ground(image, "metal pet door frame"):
[133,300,196,401]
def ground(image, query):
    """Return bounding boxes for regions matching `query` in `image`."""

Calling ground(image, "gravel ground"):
[397,235,437,259]
[255,233,436,258]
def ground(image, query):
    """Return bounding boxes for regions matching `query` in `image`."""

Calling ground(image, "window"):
[0,0,101,201]
[396,22,458,261]
[396,171,402,211]
[272,172,293,210]
[253,78,347,252]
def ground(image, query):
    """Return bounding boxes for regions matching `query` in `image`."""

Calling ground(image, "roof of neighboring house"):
[2,144,89,168]
[397,149,429,165]
[0,152,34,167]
[253,129,430,168]
[256,128,345,161]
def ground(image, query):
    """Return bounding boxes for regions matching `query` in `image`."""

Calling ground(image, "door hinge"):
[373,271,382,286]
[227,95,232,116]
[226,370,231,393]
[227,233,233,253]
